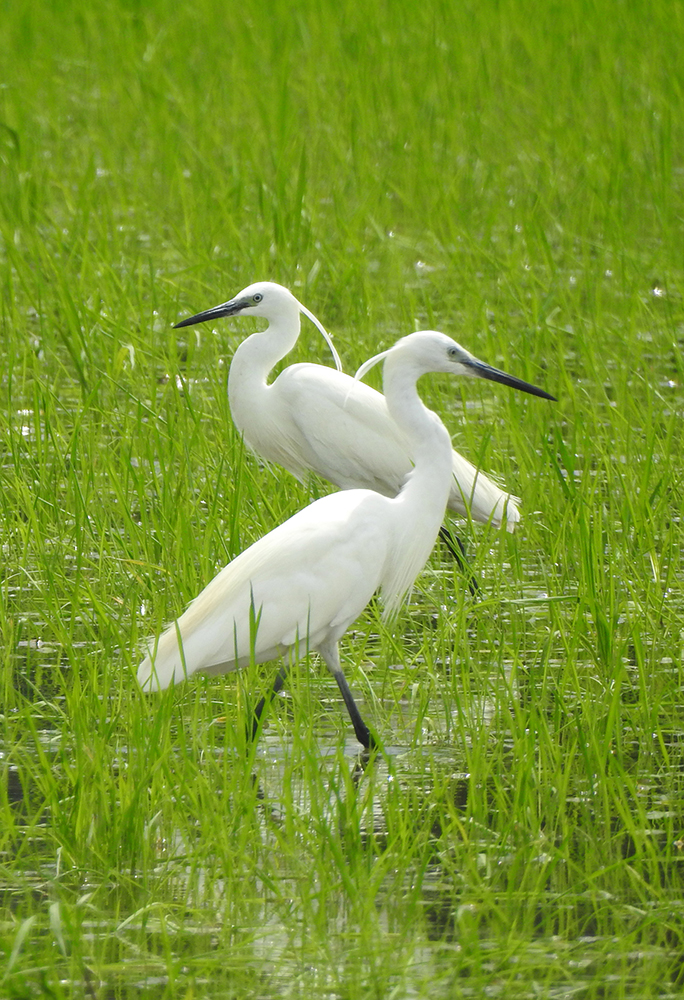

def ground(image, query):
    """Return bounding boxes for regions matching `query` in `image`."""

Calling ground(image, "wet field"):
[2,0,684,995]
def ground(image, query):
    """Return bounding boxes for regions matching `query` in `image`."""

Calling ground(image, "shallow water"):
[5,569,684,1000]
[3,360,684,996]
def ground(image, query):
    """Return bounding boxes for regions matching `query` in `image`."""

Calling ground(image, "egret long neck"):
[227,309,300,434]
[380,355,456,610]
[383,357,454,511]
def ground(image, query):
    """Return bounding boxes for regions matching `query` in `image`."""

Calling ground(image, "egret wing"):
[137,490,389,691]
[447,450,520,529]
[275,364,412,495]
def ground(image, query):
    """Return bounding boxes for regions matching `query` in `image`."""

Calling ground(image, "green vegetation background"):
[1,0,683,996]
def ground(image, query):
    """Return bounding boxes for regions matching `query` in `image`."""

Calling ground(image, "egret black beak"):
[463,358,556,401]
[174,297,249,329]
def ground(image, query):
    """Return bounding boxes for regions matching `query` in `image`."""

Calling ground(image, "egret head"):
[174,281,296,327]
[356,331,556,401]
[173,281,343,371]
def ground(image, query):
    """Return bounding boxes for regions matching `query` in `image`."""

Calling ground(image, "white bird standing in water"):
[137,331,554,748]
[174,281,522,535]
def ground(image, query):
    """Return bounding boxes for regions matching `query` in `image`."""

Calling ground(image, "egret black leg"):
[333,669,378,750]
[249,664,289,741]
[439,524,480,596]
[318,639,379,751]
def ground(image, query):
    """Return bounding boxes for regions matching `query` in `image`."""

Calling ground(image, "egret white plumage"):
[137,331,555,749]
[174,281,523,534]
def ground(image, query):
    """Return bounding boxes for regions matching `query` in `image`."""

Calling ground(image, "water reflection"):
[3,540,684,998]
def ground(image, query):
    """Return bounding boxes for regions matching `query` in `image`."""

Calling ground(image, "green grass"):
[1,0,684,996]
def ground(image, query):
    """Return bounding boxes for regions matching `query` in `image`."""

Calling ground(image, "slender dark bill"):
[463,358,556,401]
[174,297,248,329]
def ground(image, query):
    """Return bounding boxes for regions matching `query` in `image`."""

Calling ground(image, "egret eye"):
[447,346,459,359]
[253,293,263,303]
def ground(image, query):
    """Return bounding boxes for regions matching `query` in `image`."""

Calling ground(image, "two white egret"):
[174,281,523,536]
[138,331,554,748]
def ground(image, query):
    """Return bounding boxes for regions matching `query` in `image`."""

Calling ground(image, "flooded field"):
[3,0,684,994]
[4,544,684,998]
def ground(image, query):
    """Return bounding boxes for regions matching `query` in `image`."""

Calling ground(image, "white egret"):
[174,281,523,537]
[137,331,554,749]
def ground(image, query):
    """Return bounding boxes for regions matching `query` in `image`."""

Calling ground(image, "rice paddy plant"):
[1,0,684,996]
